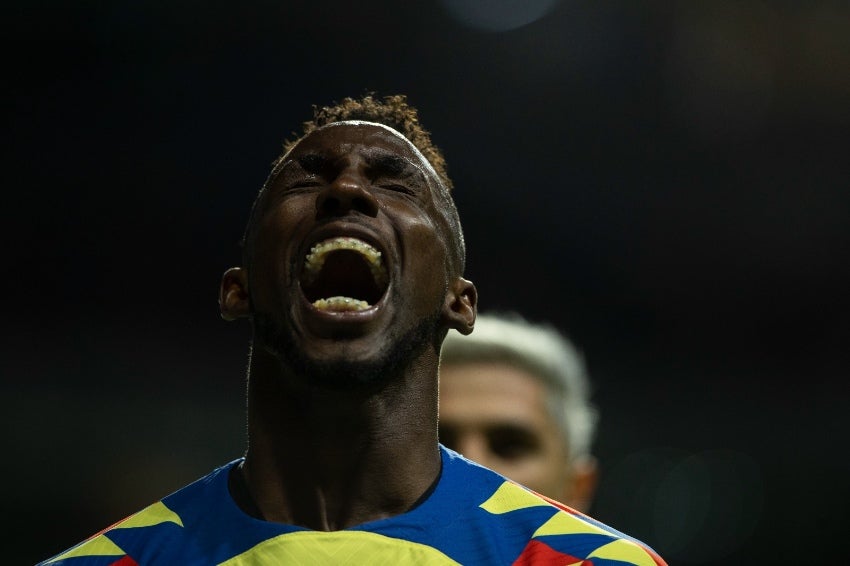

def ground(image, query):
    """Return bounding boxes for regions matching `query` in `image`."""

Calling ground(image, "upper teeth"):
[303,236,387,286]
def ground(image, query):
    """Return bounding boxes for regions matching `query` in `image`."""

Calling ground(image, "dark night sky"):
[5,2,849,564]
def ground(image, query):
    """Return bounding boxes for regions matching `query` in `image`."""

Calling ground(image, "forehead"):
[439,362,552,420]
[287,121,436,179]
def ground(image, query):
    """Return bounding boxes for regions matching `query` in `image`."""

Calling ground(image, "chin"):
[253,308,442,392]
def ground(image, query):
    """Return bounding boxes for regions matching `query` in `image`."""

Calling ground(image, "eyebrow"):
[365,151,411,175]
[363,149,427,184]
[277,148,428,185]
[295,152,328,173]
[266,154,321,185]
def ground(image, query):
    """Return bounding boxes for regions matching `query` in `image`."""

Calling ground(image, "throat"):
[235,442,442,530]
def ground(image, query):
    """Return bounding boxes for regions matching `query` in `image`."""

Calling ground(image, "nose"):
[316,166,379,218]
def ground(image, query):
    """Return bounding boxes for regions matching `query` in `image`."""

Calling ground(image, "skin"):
[218,121,477,531]
[438,362,597,512]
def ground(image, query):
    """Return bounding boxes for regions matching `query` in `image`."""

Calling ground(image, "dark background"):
[5,1,848,564]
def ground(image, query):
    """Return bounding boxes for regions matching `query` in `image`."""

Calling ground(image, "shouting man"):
[41,94,666,565]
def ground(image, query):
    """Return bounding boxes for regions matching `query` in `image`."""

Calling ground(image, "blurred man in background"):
[439,312,598,512]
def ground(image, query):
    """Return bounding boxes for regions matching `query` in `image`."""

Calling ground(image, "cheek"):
[507,454,569,497]
[403,214,450,276]
[508,436,569,477]
[249,201,311,299]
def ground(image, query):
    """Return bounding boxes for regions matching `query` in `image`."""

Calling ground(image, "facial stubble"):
[253,306,443,392]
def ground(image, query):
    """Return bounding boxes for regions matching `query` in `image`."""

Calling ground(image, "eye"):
[377,182,416,196]
[288,176,322,190]
[438,425,456,449]
[487,426,541,461]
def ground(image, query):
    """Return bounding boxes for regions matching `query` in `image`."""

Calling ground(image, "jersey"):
[40,446,666,565]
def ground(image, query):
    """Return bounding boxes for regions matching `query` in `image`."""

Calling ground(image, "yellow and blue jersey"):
[40,446,666,565]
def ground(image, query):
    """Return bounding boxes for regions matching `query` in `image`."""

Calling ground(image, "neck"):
[236,344,441,530]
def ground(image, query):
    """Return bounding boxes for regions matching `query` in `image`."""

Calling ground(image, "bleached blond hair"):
[440,312,598,461]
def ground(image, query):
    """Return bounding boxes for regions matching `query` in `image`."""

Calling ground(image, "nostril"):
[316,181,379,218]
[320,197,340,213]
[353,197,375,213]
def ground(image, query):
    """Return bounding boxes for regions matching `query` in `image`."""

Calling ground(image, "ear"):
[442,277,477,335]
[563,456,598,514]
[219,267,250,321]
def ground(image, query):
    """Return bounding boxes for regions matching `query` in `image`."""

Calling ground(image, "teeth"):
[313,296,371,311]
[303,236,387,286]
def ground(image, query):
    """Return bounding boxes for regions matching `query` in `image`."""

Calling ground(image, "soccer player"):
[41,94,666,565]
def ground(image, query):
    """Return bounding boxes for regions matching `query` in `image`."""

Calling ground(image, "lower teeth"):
[313,296,370,311]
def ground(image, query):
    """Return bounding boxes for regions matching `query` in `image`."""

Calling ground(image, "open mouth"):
[301,237,389,312]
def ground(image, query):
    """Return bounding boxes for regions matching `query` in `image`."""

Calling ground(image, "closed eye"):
[378,183,416,196]
[289,176,322,190]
